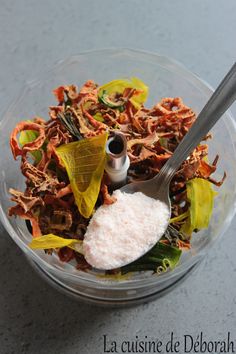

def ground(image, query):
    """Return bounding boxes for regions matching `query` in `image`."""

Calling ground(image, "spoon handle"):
[156,62,236,183]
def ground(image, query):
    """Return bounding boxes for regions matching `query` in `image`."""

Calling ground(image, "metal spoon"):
[120,62,236,246]
[84,63,236,271]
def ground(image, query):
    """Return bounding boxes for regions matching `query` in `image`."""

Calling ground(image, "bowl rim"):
[1,47,236,289]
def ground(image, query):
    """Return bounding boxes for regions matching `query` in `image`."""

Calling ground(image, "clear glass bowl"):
[1,48,236,306]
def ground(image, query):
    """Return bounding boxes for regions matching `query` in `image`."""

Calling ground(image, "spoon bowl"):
[120,176,171,215]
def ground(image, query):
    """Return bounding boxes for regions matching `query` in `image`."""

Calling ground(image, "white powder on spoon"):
[83,190,170,270]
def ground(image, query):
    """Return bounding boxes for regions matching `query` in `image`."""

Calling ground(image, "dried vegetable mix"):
[8,78,226,276]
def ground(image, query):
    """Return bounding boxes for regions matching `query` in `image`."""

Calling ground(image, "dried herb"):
[58,111,82,140]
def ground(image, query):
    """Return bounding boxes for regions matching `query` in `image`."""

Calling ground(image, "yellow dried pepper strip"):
[181,178,217,235]
[56,132,108,218]
[29,234,83,253]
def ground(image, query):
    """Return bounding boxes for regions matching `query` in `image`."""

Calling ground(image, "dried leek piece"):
[170,211,189,224]
[129,77,149,109]
[121,242,182,274]
[19,129,42,163]
[96,272,131,281]
[56,132,108,218]
[98,77,148,110]
[29,234,83,253]
[181,178,217,235]
[93,112,104,122]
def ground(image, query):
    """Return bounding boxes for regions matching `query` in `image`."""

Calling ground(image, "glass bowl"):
[0,48,236,306]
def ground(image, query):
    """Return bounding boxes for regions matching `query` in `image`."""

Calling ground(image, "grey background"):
[0,1,236,353]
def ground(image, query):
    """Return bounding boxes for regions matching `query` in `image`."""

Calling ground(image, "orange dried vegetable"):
[10,121,46,159]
